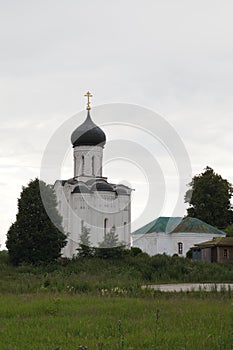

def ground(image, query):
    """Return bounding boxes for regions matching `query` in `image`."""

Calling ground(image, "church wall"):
[55,180,131,258]
[74,145,103,177]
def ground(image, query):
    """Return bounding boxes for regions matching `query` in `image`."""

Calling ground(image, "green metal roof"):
[132,216,226,236]
[171,217,226,235]
[132,217,183,235]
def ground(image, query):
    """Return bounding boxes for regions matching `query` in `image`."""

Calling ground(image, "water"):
[142,283,233,292]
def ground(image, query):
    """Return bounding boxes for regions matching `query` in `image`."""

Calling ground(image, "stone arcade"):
[54,92,132,258]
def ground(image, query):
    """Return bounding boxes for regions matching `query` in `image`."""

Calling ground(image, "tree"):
[185,167,233,229]
[98,226,119,248]
[6,178,67,265]
[77,224,93,257]
[224,225,233,237]
[95,226,125,258]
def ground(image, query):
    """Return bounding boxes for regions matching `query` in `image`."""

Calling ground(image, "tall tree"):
[6,178,67,265]
[185,167,233,229]
[95,226,125,258]
[98,226,119,248]
[77,224,93,257]
[224,225,233,237]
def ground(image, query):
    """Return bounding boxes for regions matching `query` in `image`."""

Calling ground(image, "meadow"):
[0,251,233,349]
[0,294,232,350]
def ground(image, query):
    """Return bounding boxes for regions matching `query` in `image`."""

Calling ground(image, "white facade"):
[132,231,225,257]
[73,145,103,178]
[54,110,132,258]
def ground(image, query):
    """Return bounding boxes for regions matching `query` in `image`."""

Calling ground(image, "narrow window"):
[178,242,183,255]
[82,155,85,175]
[80,198,85,209]
[104,218,108,238]
[124,222,127,242]
[92,156,95,175]
[81,220,84,233]
[223,249,228,258]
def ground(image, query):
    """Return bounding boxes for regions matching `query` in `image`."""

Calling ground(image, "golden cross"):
[84,91,93,110]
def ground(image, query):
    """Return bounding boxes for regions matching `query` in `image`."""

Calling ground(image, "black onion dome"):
[91,181,114,192]
[116,187,128,195]
[72,183,91,194]
[71,111,106,147]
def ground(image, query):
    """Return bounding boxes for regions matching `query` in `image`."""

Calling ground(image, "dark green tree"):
[77,224,93,257]
[6,178,67,265]
[224,225,233,237]
[185,167,233,229]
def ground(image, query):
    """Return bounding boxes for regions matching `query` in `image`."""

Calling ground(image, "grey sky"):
[1,0,233,248]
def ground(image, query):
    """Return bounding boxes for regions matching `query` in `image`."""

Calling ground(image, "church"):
[54,92,132,258]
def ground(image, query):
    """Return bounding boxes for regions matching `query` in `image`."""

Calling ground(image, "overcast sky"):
[1,0,233,248]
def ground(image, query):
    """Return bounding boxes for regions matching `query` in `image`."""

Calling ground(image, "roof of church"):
[91,181,114,192]
[71,110,106,147]
[63,178,130,195]
[132,216,226,235]
[72,182,91,193]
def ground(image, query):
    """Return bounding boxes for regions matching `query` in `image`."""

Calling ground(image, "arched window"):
[82,155,85,175]
[178,242,183,255]
[92,156,95,175]
[104,218,108,238]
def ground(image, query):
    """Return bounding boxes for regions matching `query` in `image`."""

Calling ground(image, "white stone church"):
[54,92,132,258]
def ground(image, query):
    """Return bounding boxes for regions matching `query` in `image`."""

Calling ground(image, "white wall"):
[131,232,226,257]
[55,180,131,258]
[74,145,103,177]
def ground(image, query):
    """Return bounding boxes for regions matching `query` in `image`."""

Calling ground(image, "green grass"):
[0,294,232,350]
[1,251,233,295]
[0,251,233,349]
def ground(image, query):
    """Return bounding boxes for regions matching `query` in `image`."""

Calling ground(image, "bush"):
[130,247,143,256]
[186,249,192,259]
[93,246,125,259]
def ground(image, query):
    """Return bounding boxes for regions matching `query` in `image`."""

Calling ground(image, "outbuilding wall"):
[131,232,225,257]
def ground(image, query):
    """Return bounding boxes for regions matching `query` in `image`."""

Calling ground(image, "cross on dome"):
[84,91,93,110]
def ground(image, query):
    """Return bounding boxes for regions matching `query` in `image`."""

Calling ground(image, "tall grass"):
[1,251,233,295]
[0,294,232,350]
[0,251,233,349]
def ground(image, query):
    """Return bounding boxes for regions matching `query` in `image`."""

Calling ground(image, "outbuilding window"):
[223,249,228,258]
[178,242,183,255]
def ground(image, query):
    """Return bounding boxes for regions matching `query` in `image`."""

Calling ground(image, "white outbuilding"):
[131,216,226,257]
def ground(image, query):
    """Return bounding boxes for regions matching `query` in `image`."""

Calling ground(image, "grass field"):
[1,252,233,349]
[1,252,233,295]
[0,294,232,350]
